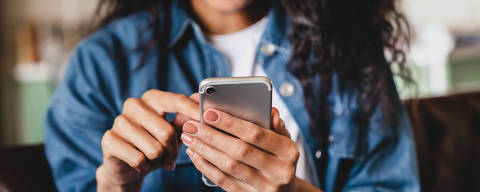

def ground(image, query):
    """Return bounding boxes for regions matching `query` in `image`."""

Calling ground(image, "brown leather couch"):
[0,91,479,192]
[404,91,480,192]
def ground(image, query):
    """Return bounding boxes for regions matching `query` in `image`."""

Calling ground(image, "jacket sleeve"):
[44,39,120,191]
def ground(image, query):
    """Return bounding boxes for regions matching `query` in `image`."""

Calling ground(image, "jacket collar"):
[168,0,191,48]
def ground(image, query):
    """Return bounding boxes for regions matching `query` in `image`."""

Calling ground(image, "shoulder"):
[68,10,166,84]
[57,12,157,107]
[59,11,171,112]
[327,74,411,157]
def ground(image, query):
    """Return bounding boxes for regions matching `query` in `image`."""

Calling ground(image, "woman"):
[45,0,420,191]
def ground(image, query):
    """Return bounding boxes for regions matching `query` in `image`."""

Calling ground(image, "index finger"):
[172,93,200,129]
[141,90,200,121]
[202,109,295,156]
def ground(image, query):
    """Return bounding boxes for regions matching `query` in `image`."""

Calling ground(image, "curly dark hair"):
[282,0,412,142]
[93,0,411,143]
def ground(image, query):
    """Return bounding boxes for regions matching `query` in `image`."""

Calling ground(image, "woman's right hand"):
[96,90,200,192]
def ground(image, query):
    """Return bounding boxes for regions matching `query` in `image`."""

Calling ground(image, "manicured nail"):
[272,107,279,116]
[186,148,195,157]
[204,110,218,122]
[181,134,193,146]
[183,122,198,134]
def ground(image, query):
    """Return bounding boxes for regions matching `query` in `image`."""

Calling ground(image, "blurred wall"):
[404,0,480,30]
[0,0,98,146]
[401,0,480,98]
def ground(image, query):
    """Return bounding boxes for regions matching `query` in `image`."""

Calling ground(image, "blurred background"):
[0,0,479,147]
[0,0,97,146]
[0,0,478,191]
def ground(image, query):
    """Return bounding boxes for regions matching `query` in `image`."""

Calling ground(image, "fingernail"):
[186,148,195,157]
[204,110,218,122]
[273,107,279,116]
[167,162,176,171]
[181,134,193,146]
[183,122,198,134]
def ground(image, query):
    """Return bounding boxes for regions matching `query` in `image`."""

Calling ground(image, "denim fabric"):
[44,1,420,191]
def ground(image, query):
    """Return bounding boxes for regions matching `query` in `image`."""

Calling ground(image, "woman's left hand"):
[180,107,300,192]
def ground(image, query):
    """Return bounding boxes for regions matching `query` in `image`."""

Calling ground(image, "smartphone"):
[198,76,273,186]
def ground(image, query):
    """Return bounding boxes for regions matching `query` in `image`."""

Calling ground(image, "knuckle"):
[198,144,211,157]
[165,127,176,139]
[146,144,163,160]
[218,114,234,130]
[101,131,113,149]
[130,154,146,168]
[147,150,161,160]
[235,143,253,159]
[113,115,136,132]
[278,167,295,185]
[213,174,228,187]
[222,115,233,127]
[224,159,240,174]
[287,145,300,163]
[194,142,205,154]
[177,93,189,100]
[123,98,141,112]
[141,89,158,99]
[160,127,176,140]
[175,94,189,104]
[245,128,264,144]
[203,131,215,145]
[112,116,126,129]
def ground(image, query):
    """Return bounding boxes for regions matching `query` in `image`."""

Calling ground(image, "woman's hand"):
[180,107,301,192]
[97,90,199,192]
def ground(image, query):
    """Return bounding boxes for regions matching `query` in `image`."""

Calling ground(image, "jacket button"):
[328,135,335,142]
[315,150,322,159]
[261,43,276,56]
[279,82,295,97]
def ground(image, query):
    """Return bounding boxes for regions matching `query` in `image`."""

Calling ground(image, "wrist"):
[294,177,323,192]
[96,165,143,192]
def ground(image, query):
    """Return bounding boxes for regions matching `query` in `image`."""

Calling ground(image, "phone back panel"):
[199,77,272,129]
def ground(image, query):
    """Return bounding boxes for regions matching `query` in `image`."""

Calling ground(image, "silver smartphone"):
[198,76,273,186]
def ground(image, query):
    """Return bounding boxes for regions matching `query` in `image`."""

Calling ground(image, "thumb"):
[271,107,291,138]
[171,93,200,165]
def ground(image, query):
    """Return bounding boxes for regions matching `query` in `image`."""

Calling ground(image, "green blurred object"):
[18,81,52,144]
[449,54,480,91]
[15,64,53,145]
[396,43,480,99]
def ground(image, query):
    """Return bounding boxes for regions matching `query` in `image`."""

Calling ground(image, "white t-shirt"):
[210,17,315,184]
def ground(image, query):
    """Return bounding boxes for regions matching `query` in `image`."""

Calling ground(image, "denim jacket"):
[45,1,420,191]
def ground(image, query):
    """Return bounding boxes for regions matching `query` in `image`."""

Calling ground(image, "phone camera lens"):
[206,87,216,95]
